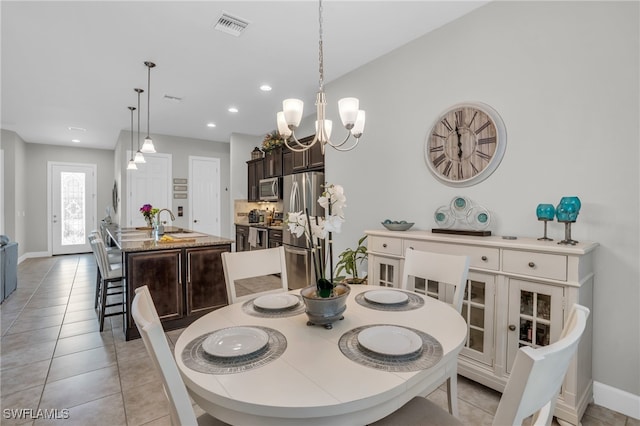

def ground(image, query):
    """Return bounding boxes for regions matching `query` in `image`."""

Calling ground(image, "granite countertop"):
[107,227,233,252]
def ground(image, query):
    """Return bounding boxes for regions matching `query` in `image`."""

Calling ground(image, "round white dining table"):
[175,285,467,426]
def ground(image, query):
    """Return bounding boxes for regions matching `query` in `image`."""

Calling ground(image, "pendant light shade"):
[133,88,146,163]
[127,106,138,170]
[141,61,157,153]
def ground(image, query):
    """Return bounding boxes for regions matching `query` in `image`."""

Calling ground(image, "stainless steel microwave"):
[259,177,281,201]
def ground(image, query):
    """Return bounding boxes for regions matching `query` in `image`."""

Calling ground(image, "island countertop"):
[106,226,234,252]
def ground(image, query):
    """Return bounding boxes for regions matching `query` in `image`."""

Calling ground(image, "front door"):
[49,162,96,255]
[188,156,220,235]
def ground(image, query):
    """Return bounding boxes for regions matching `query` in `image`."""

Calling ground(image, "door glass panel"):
[470,281,485,304]
[60,172,86,245]
[469,328,484,352]
[520,318,533,344]
[427,280,438,294]
[470,306,484,328]
[520,290,534,316]
[537,294,551,320]
[536,323,551,346]
[379,264,387,282]
[414,277,426,293]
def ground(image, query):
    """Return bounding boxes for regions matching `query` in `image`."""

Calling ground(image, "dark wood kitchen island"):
[108,227,233,340]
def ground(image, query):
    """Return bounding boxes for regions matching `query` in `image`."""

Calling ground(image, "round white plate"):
[202,327,269,358]
[253,293,299,310]
[364,290,409,305]
[357,325,422,356]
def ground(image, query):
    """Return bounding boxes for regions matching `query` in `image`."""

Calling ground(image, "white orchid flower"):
[324,214,344,234]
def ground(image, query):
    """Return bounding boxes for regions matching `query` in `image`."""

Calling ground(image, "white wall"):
[324,1,638,402]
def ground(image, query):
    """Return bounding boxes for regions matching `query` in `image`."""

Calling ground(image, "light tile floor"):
[1,254,637,425]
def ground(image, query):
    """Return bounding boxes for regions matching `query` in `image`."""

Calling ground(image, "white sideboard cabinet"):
[365,229,598,426]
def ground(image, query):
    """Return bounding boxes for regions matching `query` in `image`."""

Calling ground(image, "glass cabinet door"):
[507,279,563,373]
[371,257,401,288]
[409,271,496,367]
[460,272,495,366]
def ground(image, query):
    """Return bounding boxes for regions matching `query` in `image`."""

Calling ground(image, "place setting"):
[242,292,306,318]
[355,288,425,311]
[181,325,287,374]
[338,323,443,372]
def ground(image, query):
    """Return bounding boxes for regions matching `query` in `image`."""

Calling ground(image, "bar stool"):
[90,238,125,331]
[88,233,121,308]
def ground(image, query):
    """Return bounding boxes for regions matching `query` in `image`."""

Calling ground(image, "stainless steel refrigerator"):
[282,172,324,289]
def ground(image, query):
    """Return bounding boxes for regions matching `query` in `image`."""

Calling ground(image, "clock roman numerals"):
[468,111,478,127]
[443,161,453,177]
[430,144,444,153]
[441,118,453,132]
[475,120,491,134]
[454,110,463,127]
[432,132,446,140]
[476,151,492,161]
[433,153,447,168]
[478,136,496,145]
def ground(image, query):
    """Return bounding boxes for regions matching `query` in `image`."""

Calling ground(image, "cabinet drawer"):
[369,236,403,256]
[404,240,499,271]
[503,250,567,281]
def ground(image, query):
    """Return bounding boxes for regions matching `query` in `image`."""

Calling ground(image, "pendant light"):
[140,61,157,153]
[127,106,138,170]
[133,88,146,163]
[276,0,365,153]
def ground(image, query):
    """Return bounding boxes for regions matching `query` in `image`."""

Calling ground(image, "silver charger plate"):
[339,324,443,372]
[181,326,286,374]
[242,295,306,318]
[356,291,424,311]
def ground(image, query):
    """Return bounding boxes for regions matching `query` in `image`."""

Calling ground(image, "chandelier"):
[140,61,157,153]
[276,0,365,153]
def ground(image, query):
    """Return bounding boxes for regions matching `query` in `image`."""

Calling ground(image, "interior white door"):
[189,156,220,235]
[127,153,172,227]
[50,162,96,255]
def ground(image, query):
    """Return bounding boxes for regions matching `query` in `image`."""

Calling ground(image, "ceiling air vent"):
[214,13,249,37]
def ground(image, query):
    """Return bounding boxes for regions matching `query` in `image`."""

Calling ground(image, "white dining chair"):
[400,248,471,314]
[400,248,471,415]
[131,286,226,426]
[371,304,590,426]
[221,246,289,304]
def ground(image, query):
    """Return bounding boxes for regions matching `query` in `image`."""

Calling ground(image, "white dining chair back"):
[371,304,590,426]
[222,246,289,304]
[132,286,221,426]
[400,248,470,314]
[493,304,590,425]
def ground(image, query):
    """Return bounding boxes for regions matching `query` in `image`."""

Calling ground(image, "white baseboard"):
[18,251,49,264]
[593,381,640,420]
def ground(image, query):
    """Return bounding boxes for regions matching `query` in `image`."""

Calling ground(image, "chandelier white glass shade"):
[141,61,157,154]
[127,106,138,171]
[276,0,365,153]
[133,88,146,163]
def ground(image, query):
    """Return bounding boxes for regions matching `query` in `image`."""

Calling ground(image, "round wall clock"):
[424,102,507,187]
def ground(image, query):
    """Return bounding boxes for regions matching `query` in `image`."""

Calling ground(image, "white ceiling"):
[1,1,488,150]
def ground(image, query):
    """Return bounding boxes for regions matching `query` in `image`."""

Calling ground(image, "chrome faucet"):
[154,209,175,236]
[156,208,176,223]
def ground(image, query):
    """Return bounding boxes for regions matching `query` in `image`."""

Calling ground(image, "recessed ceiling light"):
[68,126,86,132]
[228,107,238,113]
[71,139,81,143]
[207,122,216,128]
[260,84,272,92]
